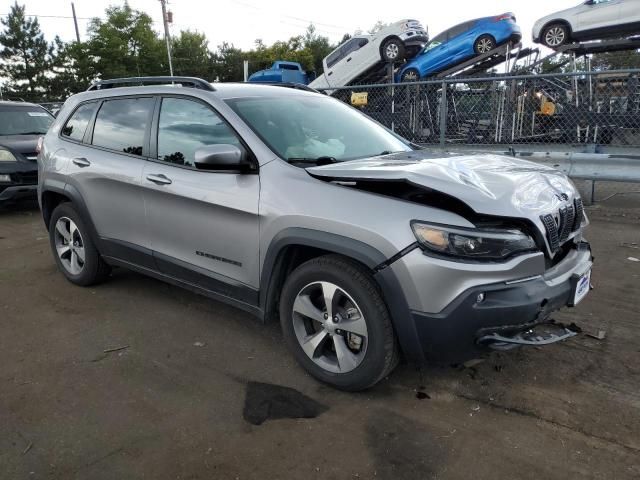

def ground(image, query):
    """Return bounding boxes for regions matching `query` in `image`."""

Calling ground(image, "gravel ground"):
[1,201,639,480]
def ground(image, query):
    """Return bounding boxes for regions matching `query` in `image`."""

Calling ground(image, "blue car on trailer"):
[396,13,521,82]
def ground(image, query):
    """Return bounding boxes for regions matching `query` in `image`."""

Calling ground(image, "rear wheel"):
[542,23,569,49]
[279,255,398,391]
[381,38,405,63]
[474,34,496,54]
[49,203,110,286]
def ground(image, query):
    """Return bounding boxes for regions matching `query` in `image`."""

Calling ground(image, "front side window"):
[157,98,241,167]
[61,102,97,141]
[226,95,411,163]
[0,106,53,136]
[92,97,154,156]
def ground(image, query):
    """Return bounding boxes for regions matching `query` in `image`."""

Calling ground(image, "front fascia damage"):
[306,152,587,263]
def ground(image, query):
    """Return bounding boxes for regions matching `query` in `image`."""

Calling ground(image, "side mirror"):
[194,144,251,172]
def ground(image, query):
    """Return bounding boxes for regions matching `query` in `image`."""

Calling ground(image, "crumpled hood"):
[306,151,579,220]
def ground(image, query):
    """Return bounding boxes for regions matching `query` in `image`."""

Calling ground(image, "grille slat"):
[573,198,584,231]
[541,213,560,252]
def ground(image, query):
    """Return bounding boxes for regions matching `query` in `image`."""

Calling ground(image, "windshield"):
[0,106,54,135]
[226,95,411,162]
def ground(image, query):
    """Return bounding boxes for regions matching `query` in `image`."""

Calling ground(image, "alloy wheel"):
[545,27,566,47]
[402,70,419,82]
[385,43,400,60]
[291,281,368,374]
[54,216,85,275]
[476,38,494,54]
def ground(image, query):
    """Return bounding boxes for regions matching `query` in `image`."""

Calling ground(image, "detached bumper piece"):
[477,321,578,351]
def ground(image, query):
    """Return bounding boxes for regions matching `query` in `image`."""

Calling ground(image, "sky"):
[1,0,583,51]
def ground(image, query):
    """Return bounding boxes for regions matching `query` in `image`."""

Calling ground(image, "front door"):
[141,96,260,303]
[577,0,621,32]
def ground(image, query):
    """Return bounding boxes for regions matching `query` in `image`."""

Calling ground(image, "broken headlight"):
[411,222,537,261]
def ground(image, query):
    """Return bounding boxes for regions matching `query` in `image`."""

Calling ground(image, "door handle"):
[328,71,333,76]
[346,57,352,62]
[146,174,172,185]
[72,157,90,168]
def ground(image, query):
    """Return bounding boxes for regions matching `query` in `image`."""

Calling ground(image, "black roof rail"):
[87,76,215,92]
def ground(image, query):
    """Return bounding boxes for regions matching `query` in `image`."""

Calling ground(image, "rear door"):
[446,21,477,62]
[577,0,621,32]
[62,96,155,267]
[141,95,260,301]
[328,38,369,87]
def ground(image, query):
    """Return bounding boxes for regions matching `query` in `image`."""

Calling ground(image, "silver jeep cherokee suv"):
[38,77,593,391]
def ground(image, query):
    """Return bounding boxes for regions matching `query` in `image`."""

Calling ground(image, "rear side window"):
[157,97,241,167]
[61,103,96,141]
[447,21,475,40]
[91,97,154,156]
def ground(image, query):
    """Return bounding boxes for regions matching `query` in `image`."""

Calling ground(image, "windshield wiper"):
[287,156,338,166]
[14,131,47,135]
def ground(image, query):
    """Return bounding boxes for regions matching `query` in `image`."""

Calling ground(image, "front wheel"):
[474,34,496,54]
[542,24,569,49]
[279,255,398,391]
[381,38,405,63]
[400,68,420,82]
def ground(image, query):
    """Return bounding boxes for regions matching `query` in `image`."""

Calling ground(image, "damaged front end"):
[307,151,593,362]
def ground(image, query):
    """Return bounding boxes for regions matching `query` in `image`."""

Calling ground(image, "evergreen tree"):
[0,2,55,101]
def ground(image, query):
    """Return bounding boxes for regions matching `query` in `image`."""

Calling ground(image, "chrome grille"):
[541,198,584,254]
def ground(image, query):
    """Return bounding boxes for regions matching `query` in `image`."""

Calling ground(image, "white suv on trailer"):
[310,20,428,90]
[533,0,640,49]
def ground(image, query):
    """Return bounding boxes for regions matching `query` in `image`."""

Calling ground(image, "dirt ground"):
[1,199,639,480]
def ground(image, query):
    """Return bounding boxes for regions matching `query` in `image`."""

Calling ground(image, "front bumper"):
[400,31,429,47]
[0,161,38,203]
[0,184,38,202]
[391,242,592,363]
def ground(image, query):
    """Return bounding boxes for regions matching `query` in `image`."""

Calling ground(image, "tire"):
[381,38,405,63]
[279,254,399,391]
[48,202,111,286]
[542,23,569,49]
[401,68,420,82]
[474,34,496,54]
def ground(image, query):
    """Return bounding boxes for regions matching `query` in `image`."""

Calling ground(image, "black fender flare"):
[260,228,426,363]
[41,180,102,250]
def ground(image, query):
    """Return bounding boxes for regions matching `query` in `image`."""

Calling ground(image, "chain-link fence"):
[319,69,640,149]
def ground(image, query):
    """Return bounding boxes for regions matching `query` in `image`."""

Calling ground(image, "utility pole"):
[71,2,80,42]
[159,0,174,76]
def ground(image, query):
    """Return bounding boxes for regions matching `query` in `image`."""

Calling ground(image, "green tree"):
[303,25,333,74]
[47,39,95,98]
[0,2,55,101]
[590,50,640,70]
[86,4,167,79]
[211,42,246,82]
[172,30,211,78]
